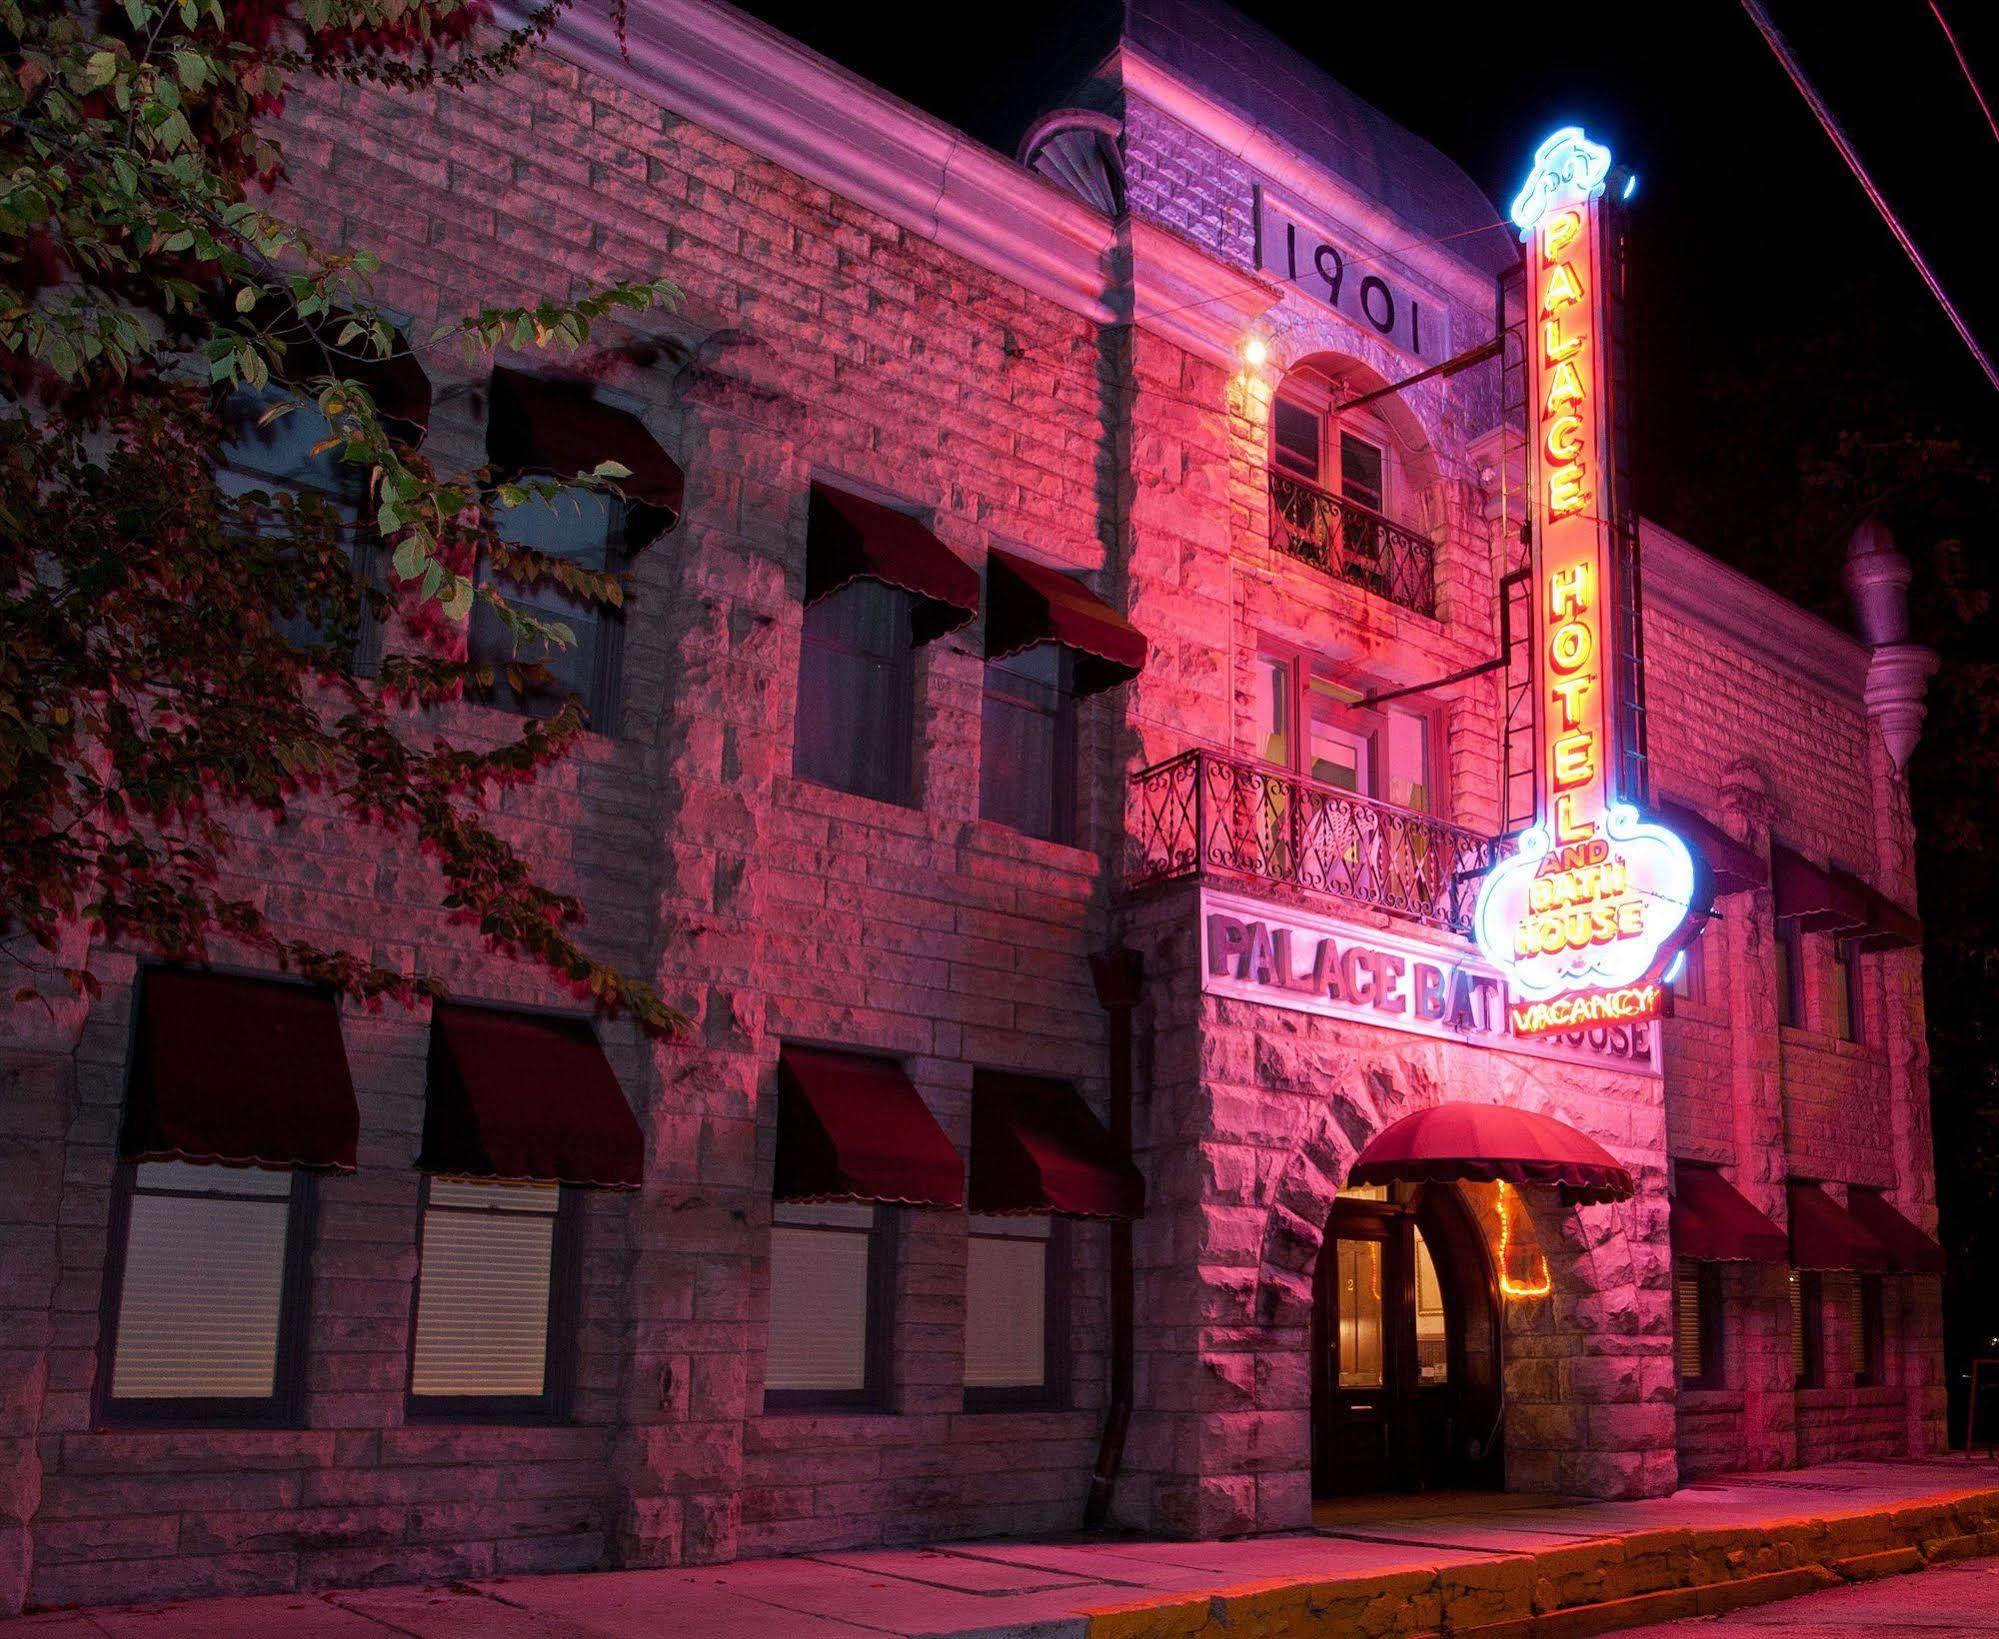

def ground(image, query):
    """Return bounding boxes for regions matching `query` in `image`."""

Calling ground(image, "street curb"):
[1058,1486,1999,1638]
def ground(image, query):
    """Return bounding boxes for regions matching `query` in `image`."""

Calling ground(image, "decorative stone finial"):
[1843,518,1938,771]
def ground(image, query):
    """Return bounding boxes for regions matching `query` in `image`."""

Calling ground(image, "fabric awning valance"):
[486,366,684,546]
[970,1073,1144,1219]
[1658,802,1766,897]
[775,1046,964,1208]
[419,1003,644,1189]
[1788,1180,1894,1272]
[1849,889,1922,953]
[984,548,1149,697]
[1772,845,1871,932]
[121,968,359,1172]
[1846,1188,1945,1273]
[805,482,980,645]
[1670,1164,1788,1263]
[1347,1102,1635,1205]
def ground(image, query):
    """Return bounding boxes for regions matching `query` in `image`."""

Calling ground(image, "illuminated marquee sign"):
[1473,128,1707,1039]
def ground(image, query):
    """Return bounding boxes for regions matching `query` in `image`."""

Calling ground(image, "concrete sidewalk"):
[6,1459,1998,1638]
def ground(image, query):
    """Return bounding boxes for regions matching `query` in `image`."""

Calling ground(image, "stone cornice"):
[1641,520,1868,700]
[1120,215,1284,370]
[542,0,1118,324]
[1113,44,1507,315]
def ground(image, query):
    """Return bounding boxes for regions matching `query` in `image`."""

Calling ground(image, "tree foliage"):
[2,0,684,1028]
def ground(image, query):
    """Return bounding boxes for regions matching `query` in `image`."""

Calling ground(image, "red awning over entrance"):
[419,1003,644,1189]
[970,1073,1144,1219]
[487,366,685,545]
[1670,1165,1788,1263]
[806,482,981,645]
[1347,1103,1635,1205]
[984,548,1149,697]
[775,1046,964,1208]
[1658,802,1766,897]
[1788,1180,1894,1272]
[121,967,359,1172]
[1846,1188,1946,1273]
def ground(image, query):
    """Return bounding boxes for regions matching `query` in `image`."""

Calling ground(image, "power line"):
[1740,0,1999,393]
[1929,0,1999,146]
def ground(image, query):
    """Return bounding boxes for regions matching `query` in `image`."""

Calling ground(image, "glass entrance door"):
[1312,1187,1476,1496]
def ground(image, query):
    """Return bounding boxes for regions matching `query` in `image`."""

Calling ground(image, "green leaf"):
[234,284,258,313]
[591,459,632,480]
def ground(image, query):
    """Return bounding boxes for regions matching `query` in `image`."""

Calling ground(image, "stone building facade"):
[0,0,1944,1612]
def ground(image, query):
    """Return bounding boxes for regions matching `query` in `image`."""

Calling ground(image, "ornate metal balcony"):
[1268,468,1437,618]
[1125,748,1502,935]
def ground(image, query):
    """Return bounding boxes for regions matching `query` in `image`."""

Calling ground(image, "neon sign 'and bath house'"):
[0,0,1947,1610]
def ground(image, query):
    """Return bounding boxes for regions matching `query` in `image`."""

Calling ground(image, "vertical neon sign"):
[1474,128,1707,1039]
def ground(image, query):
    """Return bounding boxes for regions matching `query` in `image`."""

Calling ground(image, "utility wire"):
[1740,0,1999,392]
[1929,0,1999,146]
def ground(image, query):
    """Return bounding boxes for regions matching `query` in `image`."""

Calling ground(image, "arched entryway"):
[1311,1180,1503,1496]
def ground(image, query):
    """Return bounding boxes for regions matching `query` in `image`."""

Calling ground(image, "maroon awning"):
[420,1003,644,1189]
[1658,802,1766,897]
[806,482,979,645]
[1772,845,1872,932]
[1347,1102,1634,1205]
[1846,1188,1945,1273]
[487,366,684,546]
[985,548,1149,697]
[1788,1180,1893,1272]
[1849,888,1922,953]
[121,968,358,1172]
[775,1046,964,1207]
[971,1073,1144,1219]
[1671,1164,1788,1263]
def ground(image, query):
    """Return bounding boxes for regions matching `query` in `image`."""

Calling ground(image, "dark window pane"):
[794,579,915,805]
[470,490,621,726]
[218,387,377,666]
[1340,431,1386,514]
[1272,396,1321,479]
[980,645,1075,843]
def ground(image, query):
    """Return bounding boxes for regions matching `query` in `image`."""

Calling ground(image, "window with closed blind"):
[407,1177,578,1419]
[99,1160,314,1426]
[965,1214,1067,1409]
[764,1201,896,1410]
[1852,1273,1885,1386]
[1673,1262,1723,1388]
[980,646,1077,845]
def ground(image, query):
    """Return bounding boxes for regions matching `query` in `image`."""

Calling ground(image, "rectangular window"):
[219,386,381,671]
[408,1178,575,1418]
[980,646,1077,844]
[1254,653,1293,767]
[1253,645,1439,816]
[1790,1269,1823,1388]
[1383,706,1431,813]
[101,1161,312,1425]
[1671,924,1707,1004]
[470,491,625,728]
[1675,1261,1723,1388]
[1831,942,1864,1043]
[965,1214,1065,1409]
[1775,919,1806,1028]
[1339,431,1386,515]
[1853,1273,1885,1386]
[765,1200,895,1410]
[794,578,917,806]
[1272,396,1321,480]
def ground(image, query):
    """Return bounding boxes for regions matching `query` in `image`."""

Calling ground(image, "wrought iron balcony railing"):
[1125,748,1502,935]
[1268,468,1437,618]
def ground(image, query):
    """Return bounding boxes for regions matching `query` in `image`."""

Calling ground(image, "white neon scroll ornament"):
[1508,127,1614,241]
[1473,806,1699,999]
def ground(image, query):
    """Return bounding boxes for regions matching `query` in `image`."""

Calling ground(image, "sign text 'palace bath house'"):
[1472,128,1709,1038]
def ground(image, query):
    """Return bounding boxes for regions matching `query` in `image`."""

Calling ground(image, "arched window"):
[1267,358,1435,617]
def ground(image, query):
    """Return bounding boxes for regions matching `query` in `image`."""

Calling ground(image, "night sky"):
[735,0,1998,602]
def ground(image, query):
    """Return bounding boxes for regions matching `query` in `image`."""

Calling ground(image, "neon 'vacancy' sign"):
[1474,129,1707,1038]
